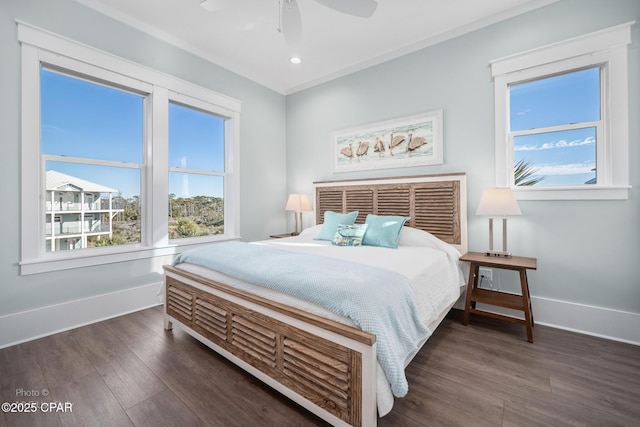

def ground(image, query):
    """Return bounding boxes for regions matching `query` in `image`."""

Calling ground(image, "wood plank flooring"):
[1,306,638,426]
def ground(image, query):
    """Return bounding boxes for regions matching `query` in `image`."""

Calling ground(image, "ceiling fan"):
[280,0,378,44]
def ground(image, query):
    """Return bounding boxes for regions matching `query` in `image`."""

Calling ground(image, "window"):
[19,23,241,275]
[511,67,601,187]
[168,102,225,240]
[491,22,632,200]
[41,68,144,252]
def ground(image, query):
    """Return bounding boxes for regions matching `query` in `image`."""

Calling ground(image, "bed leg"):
[164,317,173,331]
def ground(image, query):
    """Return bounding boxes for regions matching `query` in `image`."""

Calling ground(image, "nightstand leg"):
[520,269,534,343]
[462,263,479,325]
[525,272,534,326]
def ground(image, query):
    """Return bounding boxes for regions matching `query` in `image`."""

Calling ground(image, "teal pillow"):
[314,211,359,241]
[362,214,409,248]
[332,224,368,246]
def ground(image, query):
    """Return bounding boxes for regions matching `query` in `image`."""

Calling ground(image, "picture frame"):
[332,110,443,172]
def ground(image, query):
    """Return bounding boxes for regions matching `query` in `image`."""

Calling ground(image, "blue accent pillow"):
[362,214,410,249]
[314,211,359,241]
[332,224,368,246]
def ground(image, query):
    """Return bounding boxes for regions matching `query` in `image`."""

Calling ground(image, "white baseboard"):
[531,296,640,345]
[1,284,638,349]
[0,282,163,349]
[473,295,640,346]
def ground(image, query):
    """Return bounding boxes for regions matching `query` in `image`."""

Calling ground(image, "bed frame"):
[163,173,467,427]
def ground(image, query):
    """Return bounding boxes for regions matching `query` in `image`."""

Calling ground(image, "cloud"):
[516,109,531,115]
[41,124,66,135]
[515,136,595,151]
[535,162,596,176]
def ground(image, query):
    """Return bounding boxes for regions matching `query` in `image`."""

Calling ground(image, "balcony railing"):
[45,222,112,236]
[45,201,121,212]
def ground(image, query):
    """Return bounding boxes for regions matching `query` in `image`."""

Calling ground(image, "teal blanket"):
[173,241,430,397]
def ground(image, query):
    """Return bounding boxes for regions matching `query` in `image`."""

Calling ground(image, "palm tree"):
[514,159,544,186]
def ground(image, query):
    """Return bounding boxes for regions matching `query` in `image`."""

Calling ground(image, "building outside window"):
[45,170,123,252]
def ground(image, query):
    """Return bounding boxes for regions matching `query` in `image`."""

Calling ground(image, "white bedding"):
[173,225,466,416]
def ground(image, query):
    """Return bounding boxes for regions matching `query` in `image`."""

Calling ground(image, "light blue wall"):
[0,0,287,316]
[1,0,638,324]
[286,0,640,314]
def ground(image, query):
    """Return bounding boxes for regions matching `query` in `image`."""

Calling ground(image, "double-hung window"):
[168,99,227,241]
[491,22,632,200]
[40,66,146,253]
[19,23,241,275]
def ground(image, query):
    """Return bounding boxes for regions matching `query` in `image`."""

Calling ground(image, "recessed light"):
[289,57,302,65]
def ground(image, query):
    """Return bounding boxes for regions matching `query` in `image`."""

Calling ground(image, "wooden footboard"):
[163,265,377,427]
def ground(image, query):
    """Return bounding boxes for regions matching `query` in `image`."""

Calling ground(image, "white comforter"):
[174,225,466,416]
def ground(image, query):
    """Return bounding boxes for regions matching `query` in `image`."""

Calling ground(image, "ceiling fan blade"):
[282,0,302,44]
[314,0,378,18]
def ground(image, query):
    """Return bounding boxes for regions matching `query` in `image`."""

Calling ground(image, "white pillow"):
[398,226,461,257]
[298,224,323,238]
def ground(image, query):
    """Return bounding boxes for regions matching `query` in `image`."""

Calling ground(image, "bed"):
[163,173,468,426]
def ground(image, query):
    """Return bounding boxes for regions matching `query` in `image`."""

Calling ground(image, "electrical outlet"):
[479,267,493,284]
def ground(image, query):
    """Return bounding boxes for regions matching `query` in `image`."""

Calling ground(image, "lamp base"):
[293,212,303,235]
[485,250,512,258]
[485,217,512,258]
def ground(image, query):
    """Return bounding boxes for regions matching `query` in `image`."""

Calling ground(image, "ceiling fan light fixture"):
[314,0,378,18]
[289,56,302,64]
[281,0,302,44]
[200,0,223,12]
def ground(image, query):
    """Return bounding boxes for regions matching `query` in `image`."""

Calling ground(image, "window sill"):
[513,185,630,201]
[19,235,241,275]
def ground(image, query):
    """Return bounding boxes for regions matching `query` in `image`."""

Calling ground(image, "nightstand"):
[269,233,296,239]
[460,251,537,343]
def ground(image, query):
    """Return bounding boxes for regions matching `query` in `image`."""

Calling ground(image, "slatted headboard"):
[314,173,467,253]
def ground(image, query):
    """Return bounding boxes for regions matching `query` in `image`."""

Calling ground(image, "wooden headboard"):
[314,173,467,253]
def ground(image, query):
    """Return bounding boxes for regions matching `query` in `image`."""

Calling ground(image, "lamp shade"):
[285,194,312,212]
[476,188,521,216]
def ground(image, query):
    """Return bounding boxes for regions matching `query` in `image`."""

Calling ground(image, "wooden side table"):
[269,233,296,239]
[460,252,537,343]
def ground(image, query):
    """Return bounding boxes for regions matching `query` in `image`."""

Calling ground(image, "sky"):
[509,67,600,186]
[41,68,225,199]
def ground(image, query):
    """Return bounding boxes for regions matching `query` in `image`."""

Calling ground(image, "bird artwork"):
[373,136,385,157]
[340,142,354,162]
[356,140,369,162]
[389,132,406,156]
[406,131,427,155]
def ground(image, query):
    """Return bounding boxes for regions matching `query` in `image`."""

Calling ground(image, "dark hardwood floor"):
[1,305,638,426]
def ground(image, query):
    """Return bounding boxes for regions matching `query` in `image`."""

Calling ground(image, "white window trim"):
[490,22,633,200]
[18,21,242,275]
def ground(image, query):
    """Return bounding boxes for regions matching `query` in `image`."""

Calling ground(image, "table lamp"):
[476,188,521,257]
[285,194,312,235]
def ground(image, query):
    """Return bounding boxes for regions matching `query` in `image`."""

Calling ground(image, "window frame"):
[167,93,229,244]
[490,22,632,200]
[18,22,241,275]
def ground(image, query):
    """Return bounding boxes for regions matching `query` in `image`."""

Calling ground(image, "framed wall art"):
[333,110,443,172]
